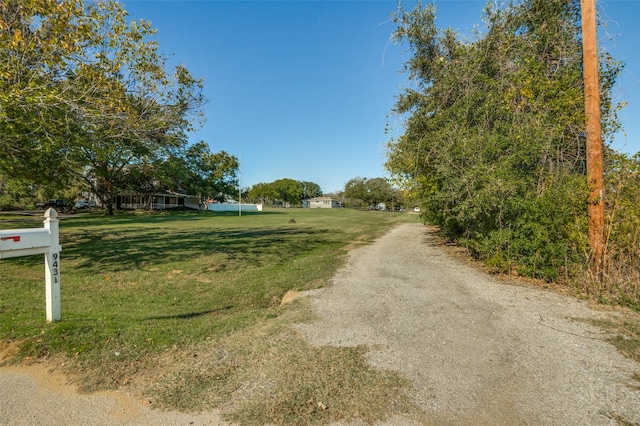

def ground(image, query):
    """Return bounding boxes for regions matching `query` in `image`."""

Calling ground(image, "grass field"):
[0,208,421,424]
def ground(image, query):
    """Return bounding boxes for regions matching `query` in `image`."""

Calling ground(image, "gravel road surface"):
[2,222,639,425]
[298,222,640,425]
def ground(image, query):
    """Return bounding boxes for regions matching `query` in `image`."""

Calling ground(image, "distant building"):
[115,191,200,210]
[304,196,342,209]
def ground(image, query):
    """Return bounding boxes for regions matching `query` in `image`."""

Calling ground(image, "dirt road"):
[298,222,640,425]
[2,222,639,425]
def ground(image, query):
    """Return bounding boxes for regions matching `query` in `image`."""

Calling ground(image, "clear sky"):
[122,0,640,194]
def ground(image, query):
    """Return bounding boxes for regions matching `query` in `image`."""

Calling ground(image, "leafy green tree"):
[343,178,367,207]
[344,177,396,208]
[386,0,621,280]
[247,182,277,205]
[300,181,322,200]
[365,178,396,207]
[246,179,321,206]
[1,0,89,183]
[0,173,34,210]
[1,0,204,215]
[180,142,238,209]
[270,178,303,206]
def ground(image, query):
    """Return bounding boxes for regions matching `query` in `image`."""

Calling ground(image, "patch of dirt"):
[0,358,229,425]
[0,340,21,363]
[280,290,301,306]
[4,361,87,395]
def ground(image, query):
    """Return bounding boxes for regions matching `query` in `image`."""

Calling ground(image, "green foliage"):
[174,141,239,207]
[247,182,277,204]
[0,174,36,209]
[595,150,640,306]
[246,179,323,206]
[0,194,20,211]
[271,178,304,205]
[343,177,398,208]
[605,151,640,265]
[300,181,323,200]
[1,0,204,215]
[386,0,621,282]
[343,177,368,208]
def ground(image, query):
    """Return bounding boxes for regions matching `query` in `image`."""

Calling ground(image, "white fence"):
[0,208,61,322]
[208,203,263,212]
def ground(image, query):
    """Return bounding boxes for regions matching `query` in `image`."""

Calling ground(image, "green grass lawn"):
[1,208,421,424]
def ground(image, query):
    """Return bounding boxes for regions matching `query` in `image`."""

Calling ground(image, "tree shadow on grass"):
[2,209,343,281]
[55,209,286,229]
[145,306,234,320]
[47,226,338,274]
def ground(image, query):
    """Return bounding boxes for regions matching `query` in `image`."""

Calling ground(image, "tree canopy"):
[174,142,238,209]
[343,177,398,208]
[246,179,322,206]
[1,0,208,214]
[386,0,622,281]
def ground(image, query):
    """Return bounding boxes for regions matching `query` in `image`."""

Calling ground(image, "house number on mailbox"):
[53,253,59,282]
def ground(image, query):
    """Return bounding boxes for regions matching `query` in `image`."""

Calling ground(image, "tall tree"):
[300,181,322,200]
[343,177,368,207]
[180,142,238,209]
[246,179,321,206]
[271,178,303,206]
[386,0,621,280]
[247,182,277,205]
[1,0,88,183]
[344,177,396,208]
[1,0,204,215]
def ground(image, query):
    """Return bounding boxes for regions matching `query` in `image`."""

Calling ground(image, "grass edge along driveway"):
[0,208,422,425]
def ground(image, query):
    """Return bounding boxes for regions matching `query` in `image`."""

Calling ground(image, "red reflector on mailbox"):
[0,229,50,254]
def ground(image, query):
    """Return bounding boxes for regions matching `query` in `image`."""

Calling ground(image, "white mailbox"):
[0,208,62,322]
[0,228,52,258]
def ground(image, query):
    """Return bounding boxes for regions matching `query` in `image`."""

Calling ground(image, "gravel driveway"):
[298,222,640,425]
[2,222,639,425]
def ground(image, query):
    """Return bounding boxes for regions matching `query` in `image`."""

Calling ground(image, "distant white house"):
[304,196,342,209]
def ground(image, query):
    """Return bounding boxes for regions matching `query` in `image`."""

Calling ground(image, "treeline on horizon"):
[243,176,407,210]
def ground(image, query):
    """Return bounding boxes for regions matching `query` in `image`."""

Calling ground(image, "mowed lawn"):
[1,208,420,424]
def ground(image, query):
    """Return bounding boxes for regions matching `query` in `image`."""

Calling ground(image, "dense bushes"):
[386,0,637,306]
[0,195,23,211]
[583,152,640,307]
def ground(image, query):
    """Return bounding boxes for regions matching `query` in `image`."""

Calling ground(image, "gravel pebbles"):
[298,223,640,425]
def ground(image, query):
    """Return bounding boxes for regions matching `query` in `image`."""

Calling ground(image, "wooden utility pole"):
[580,0,605,273]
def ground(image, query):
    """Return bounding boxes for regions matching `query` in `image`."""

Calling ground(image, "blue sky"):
[122,0,640,194]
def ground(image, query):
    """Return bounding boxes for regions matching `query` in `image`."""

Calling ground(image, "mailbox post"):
[44,209,61,321]
[0,208,62,322]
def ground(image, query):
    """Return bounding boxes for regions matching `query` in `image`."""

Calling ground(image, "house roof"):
[117,191,198,200]
[308,196,334,201]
